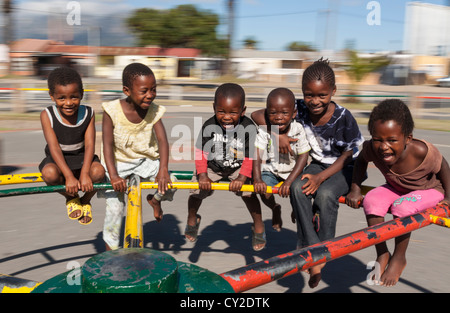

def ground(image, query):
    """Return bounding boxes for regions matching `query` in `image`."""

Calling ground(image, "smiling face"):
[123,74,157,110]
[302,80,336,116]
[266,95,297,133]
[50,82,83,119]
[370,119,412,167]
[213,95,246,130]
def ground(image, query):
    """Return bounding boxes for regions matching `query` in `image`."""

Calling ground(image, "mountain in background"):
[9,11,137,47]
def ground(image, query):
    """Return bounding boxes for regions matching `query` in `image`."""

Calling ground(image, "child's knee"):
[90,163,106,183]
[41,164,62,184]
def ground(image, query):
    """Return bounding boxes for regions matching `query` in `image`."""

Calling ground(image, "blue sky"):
[13,0,449,52]
[121,0,448,52]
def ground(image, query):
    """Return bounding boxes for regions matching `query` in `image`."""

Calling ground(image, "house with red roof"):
[8,39,203,79]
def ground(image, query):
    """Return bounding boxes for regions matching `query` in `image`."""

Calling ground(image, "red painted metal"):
[220,202,450,293]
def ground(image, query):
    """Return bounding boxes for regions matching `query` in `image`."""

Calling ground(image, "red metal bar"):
[220,202,449,293]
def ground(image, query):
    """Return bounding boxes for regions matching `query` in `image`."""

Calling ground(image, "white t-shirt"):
[255,120,311,180]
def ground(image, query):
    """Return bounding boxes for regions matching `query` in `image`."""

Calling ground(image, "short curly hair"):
[368,99,414,136]
[267,87,296,109]
[214,83,245,108]
[122,63,155,89]
[47,67,83,95]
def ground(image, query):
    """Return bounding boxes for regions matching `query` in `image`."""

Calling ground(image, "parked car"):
[436,76,450,87]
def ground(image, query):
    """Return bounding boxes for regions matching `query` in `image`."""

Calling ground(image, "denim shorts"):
[261,171,284,186]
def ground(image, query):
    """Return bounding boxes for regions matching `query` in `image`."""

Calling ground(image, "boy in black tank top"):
[39,67,105,225]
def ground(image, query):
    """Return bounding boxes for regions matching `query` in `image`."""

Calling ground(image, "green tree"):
[126,5,228,56]
[344,50,390,83]
[243,37,258,49]
[286,41,316,52]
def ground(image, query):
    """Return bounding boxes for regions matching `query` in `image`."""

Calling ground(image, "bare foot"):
[380,254,406,287]
[147,194,163,222]
[372,252,391,284]
[272,204,282,232]
[308,263,325,288]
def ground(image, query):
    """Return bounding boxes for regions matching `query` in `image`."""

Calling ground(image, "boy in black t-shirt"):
[185,83,265,251]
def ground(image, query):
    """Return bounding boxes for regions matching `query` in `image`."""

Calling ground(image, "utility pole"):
[3,0,12,45]
[3,0,12,75]
[226,0,235,76]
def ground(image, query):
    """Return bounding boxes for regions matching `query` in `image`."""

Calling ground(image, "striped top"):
[39,104,94,171]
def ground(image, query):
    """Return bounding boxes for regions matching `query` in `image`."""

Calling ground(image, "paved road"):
[1,104,450,293]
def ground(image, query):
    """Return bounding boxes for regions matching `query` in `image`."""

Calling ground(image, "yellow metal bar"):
[16,88,95,92]
[429,215,450,228]
[140,182,278,193]
[124,175,143,248]
[0,173,43,185]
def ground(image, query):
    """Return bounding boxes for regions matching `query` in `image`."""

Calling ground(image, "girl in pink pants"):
[346,99,450,287]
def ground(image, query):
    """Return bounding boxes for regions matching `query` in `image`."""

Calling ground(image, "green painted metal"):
[31,271,82,293]
[171,170,194,180]
[82,249,179,293]
[0,171,193,198]
[177,262,234,293]
[0,183,113,197]
[31,248,234,293]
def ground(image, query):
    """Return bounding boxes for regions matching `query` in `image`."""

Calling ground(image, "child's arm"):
[252,147,267,195]
[153,119,171,195]
[345,152,368,208]
[194,148,212,191]
[438,156,450,205]
[301,150,353,196]
[102,112,127,193]
[229,158,252,192]
[229,173,248,192]
[79,114,96,193]
[278,152,309,197]
[40,110,79,195]
[251,109,297,155]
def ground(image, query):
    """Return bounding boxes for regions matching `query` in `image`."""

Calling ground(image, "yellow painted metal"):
[140,182,278,194]
[17,88,95,92]
[0,274,42,293]
[124,175,143,248]
[0,173,43,185]
[429,215,450,228]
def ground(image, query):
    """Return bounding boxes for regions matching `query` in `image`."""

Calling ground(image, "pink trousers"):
[363,184,444,218]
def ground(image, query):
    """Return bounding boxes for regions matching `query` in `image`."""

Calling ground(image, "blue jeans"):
[290,161,353,248]
[261,171,284,186]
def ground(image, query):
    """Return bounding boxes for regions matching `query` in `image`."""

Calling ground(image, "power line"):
[236,10,317,19]
[236,8,403,24]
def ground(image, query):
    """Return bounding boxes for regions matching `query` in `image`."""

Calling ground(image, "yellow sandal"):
[78,204,93,225]
[67,197,82,220]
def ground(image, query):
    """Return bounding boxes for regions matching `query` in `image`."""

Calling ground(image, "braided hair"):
[368,99,414,136]
[302,57,335,88]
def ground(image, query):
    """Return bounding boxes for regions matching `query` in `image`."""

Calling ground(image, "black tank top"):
[39,105,93,170]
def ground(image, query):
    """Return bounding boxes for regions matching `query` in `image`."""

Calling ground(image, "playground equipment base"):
[31,248,234,293]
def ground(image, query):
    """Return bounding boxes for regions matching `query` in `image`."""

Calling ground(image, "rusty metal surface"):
[221,203,450,292]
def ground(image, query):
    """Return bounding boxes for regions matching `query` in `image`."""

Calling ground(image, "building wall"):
[411,55,449,80]
[403,2,450,56]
